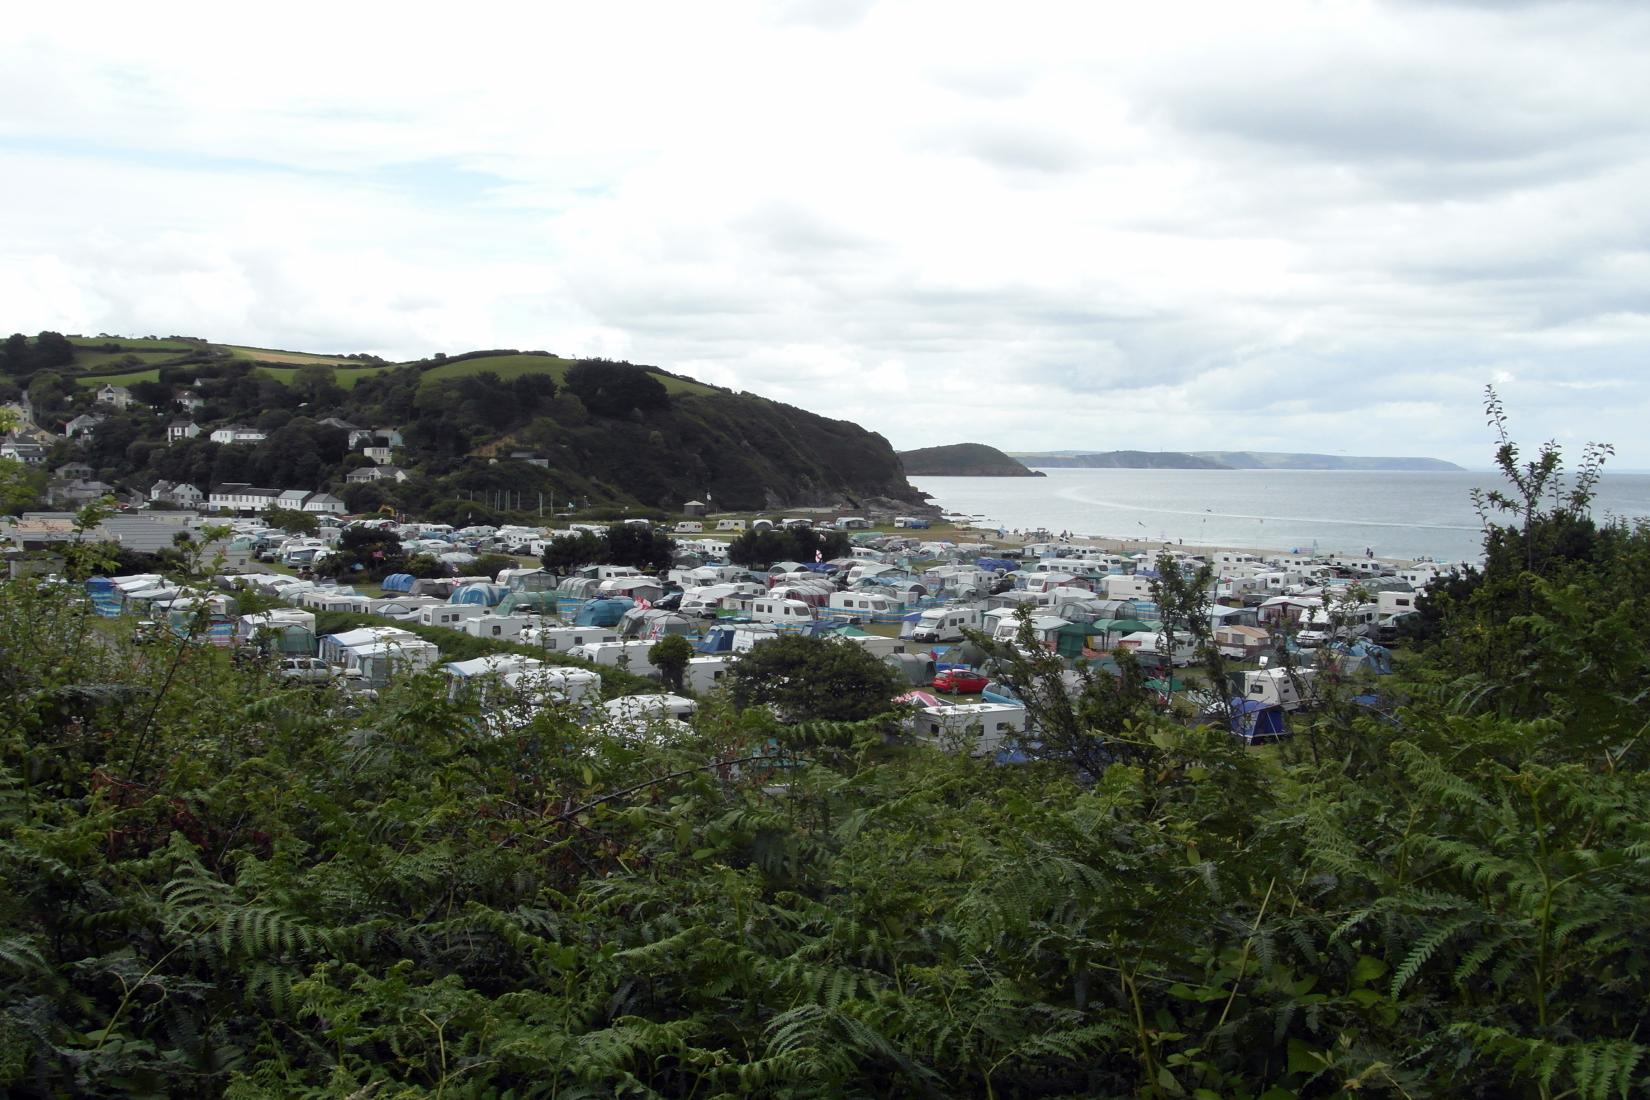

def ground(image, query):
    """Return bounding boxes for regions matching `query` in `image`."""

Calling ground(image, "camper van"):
[910,606,983,644]
[685,655,734,694]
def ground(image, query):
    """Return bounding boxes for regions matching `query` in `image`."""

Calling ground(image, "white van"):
[910,606,982,644]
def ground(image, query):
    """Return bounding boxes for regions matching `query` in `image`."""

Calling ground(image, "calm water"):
[909,468,1650,564]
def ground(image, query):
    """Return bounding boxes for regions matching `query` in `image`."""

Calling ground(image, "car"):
[279,657,337,683]
[932,669,989,695]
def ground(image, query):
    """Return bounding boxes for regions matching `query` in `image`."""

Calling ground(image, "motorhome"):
[910,606,982,644]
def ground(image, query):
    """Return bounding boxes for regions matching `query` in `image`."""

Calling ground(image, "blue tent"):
[1228,698,1289,744]
[381,573,415,593]
[449,583,508,607]
[575,597,635,627]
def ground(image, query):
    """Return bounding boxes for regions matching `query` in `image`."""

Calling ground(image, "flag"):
[815,549,823,563]
[637,597,651,610]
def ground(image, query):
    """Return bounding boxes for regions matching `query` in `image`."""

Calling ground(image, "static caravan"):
[907,703,1028,757]
[714,518,746,532]
[673,521,704,533]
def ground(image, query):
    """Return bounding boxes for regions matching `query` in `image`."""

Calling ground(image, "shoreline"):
[947,521,1446,569]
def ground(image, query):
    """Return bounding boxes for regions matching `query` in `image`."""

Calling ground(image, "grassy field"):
[73,369,163,387]
[68,336,198,351]
[224,345,364,367]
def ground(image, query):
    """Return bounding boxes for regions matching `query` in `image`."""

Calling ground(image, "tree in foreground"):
[725,633,904,721]
[647,632,693,692]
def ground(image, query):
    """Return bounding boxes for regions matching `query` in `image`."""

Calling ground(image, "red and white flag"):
[815,550,823,563]
[637,597,651,609]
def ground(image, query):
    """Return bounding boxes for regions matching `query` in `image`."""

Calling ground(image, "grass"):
[225,345,365,367]
[72,348,192,374]
[68,336,198,351]
[252,365,393,390]
[73,369,163,387]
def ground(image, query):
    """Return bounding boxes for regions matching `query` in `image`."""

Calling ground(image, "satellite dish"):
[1258,655,1269,668]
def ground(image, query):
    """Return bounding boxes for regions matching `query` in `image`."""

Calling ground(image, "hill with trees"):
[898,442,1041,476]
[0,334,927,517]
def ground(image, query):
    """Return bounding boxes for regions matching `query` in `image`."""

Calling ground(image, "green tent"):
[1055,621,1095,659]
[1144,676,1187,693]
[1099,617,1155,636]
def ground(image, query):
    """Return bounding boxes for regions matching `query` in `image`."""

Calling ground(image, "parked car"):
[279,657,337,683]
[932,669,989,695]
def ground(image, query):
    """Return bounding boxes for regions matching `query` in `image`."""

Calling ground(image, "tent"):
[381,573,415,593]
[1228,698,1289,743]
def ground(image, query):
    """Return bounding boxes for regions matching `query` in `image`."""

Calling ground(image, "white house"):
[1,438,48,465]
[362,444,394,465]
[64,413,105,439]
[209,425,268,445]
[302,492,346,515]
[95,384,134,409]
[174,391,205,413]
[345,465,408,484]
[208,484,282,512]
[149,480,205,507]
[166,419,201,444]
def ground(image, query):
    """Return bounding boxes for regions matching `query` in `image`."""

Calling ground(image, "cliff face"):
[899,443,1041,477]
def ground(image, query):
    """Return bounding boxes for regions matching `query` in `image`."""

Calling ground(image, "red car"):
[932,669,989,695]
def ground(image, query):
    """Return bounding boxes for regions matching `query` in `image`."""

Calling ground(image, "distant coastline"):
[1013,449,1465,472]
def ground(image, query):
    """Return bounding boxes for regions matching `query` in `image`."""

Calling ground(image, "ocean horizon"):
[909,468,1650,564]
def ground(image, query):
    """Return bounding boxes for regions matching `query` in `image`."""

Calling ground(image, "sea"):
[908,468,1650,565]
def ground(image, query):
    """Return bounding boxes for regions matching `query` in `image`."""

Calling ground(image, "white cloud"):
[2,0,1649,465]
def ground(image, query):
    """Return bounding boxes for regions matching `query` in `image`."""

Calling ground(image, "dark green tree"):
[647,632,693,692]
[564,360,669,418]
[541,529,605,573]
[725,634,904,722]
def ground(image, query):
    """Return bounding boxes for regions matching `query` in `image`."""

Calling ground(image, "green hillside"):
[899,442,1040,476]
[22,332,927,515]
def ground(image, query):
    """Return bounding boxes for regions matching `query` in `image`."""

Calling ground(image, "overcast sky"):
[4,1,1649,467]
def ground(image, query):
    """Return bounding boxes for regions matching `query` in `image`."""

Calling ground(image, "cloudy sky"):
[4,1,1649,467]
